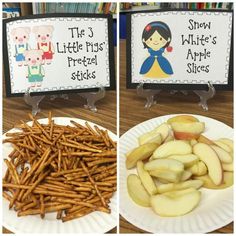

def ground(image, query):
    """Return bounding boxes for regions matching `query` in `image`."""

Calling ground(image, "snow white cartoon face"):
[142,21,171,51]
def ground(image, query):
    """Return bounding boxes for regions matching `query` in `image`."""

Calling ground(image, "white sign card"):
[127,10,233,90]
[3,14,115,97]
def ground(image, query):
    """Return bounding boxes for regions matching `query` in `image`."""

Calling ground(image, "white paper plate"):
[119,114,233,233]
[3,117,117,234]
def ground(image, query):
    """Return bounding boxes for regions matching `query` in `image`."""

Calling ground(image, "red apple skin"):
[174,132,200,140]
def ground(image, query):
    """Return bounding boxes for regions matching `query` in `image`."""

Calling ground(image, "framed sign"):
[127,9,233,90]
[3,13,115,97]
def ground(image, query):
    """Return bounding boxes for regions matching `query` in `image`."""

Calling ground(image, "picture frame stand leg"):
[50,94,69,101]
[23,88,45,116]
[170,90,188,95]
[136,83,161,109]
[193,82,216,111]
[79,87,105,112]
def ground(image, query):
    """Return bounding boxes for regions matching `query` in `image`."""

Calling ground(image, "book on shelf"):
[2,2,21,18]
[32,2,117,15]
[2,7,21,18]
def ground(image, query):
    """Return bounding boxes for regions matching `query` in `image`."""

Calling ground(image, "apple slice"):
[167,115,199,124]
[144,159,184,172]
[126,143,159,169]
[180,170,192,181]
[217,138,233,152]
[187,161,207,176]
[168,154,199,168]
[174,132,201,140]
[138,123,169,145]
[193,143,223,185]
[138,132,162,146]
[171,122,205,140]
[171,122,205,134]
[157,180,203,194]
[152,140,192,159]
[222,162,234,172]
[194,172,233,189]
[158,178,171,184]
[214,141,231,153]
[153,123,170,141]
[210,145,233,163]
[190,139,198,146]
[150,188,201,217]
[197,135,214,145]
[127,174,150,207]
[137,161,157,195]
[164,133,174,143]
[149,169,182,183]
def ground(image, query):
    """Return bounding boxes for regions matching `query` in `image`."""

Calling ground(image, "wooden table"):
[119,39,233,233]
[2,51,117,234]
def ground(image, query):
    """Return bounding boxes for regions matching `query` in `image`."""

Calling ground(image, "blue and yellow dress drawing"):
[140,48,173,78]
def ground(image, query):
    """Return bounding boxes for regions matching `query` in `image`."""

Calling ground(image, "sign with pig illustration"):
[126,9,233,90]
[3,13,115,97]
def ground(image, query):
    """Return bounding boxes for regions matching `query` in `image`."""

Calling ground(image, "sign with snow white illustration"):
[126,10,233,90]
[3,14,115,97]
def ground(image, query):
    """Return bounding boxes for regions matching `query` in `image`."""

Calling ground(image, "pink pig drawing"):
[11,27,31,66]
[23,49,45,88]
[32,25,55,65]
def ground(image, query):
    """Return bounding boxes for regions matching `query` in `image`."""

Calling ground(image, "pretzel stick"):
[80,161,107,208]
[28,113,51,141]
[31,134,52,145]
[57,210,62,219]
[60,142,102,153]
[62,208,94,222]
[40,194,45,219]
[4,159,20,184]
[22,170,50,201]
[18,204,72,217]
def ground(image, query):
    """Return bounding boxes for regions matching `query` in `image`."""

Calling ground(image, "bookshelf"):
[3,2,117,45]
[20,3,32,16]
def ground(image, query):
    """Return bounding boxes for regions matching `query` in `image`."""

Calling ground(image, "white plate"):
[119,114,233,233]
[3,117,117,234]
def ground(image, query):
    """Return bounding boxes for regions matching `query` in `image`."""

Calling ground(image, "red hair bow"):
[145,25,151,31]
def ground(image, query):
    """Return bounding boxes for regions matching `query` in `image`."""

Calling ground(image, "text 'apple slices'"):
[150,188,201,217]
[152,140,192,159]
[193,143,223,185]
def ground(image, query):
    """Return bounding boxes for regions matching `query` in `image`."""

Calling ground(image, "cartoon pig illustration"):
[11,27,31,66]
[32,25,55,64]
[23,49,45,88]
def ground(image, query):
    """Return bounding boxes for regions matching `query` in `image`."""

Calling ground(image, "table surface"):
[119,39,233,234]
[2,51,117,233]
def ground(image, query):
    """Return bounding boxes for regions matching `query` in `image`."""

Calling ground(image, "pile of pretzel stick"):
[3,112,116,222]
